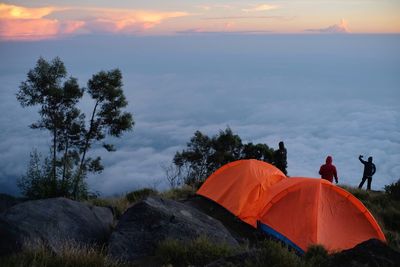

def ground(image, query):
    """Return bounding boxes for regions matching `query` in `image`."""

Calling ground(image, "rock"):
[108,196,239,262]
[329,238,400,267]
[184,195,265,245]
[0,197,114,254]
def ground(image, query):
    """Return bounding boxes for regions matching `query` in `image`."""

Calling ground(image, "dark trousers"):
[358,176,372,190]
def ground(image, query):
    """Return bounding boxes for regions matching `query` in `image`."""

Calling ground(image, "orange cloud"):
[0,3,59,19]
[81,9,187,33]
[0,3,188,40]
[242,4,277,13]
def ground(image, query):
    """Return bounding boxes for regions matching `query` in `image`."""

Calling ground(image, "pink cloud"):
[0,18,59,40]
[0,3,188,40]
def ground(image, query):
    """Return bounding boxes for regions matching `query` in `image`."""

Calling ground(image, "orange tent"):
[197,159,286,226]
[258,177,386,253]
[197,160,386,253]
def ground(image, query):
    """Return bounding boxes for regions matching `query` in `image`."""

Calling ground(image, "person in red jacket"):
[319,156,339,184]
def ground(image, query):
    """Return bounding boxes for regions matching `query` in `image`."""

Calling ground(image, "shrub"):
[243,240,304,267]
[381,206,400,232]
[304,245,329,267]
[87,196,130,220]
[156,236,237,266]
[385,231,400,251]
[125,188,158,203]
[160,185,196,200]
[385,179,400,201]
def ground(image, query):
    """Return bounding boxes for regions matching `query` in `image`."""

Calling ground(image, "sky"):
[0,1,399,196]
[0,0,400,41]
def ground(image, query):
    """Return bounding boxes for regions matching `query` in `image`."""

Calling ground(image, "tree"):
[172,127,276,188]
[17,57,134,199]
[72,69,134,198]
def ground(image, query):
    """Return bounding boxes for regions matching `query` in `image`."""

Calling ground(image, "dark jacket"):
[359,156,376,177]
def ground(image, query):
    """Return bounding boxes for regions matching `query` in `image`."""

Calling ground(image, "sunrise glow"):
[0,1,399,41]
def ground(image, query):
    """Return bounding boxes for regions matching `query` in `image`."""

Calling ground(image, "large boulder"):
[329,238,400,267]
[108,196,239,262]
[0,197,113,254]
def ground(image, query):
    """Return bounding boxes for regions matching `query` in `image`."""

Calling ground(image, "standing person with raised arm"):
[358,155,376,191]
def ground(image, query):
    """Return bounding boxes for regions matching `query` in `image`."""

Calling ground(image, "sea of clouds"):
[0,34,399,195]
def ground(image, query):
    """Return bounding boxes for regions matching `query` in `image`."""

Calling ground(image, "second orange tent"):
[197,159,386,253]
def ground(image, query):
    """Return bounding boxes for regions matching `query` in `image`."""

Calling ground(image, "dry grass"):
[0,241,135,267]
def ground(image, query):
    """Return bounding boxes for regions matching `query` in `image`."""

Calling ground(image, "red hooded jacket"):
[319,156,338,183]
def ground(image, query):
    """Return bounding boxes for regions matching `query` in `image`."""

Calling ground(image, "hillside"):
[0,182,399,267]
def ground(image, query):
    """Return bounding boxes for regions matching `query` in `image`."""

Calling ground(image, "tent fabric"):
[197,159,386,253]
[258,177,386,252]
[197,159,286,226]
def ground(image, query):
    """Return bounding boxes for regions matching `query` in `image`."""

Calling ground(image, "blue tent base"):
[257,221,305,255]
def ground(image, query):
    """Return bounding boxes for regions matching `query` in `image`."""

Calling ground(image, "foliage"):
[385,179,400,201]
[17,149,57,199]
[87,197,130,220]
[162,163,183,188]
[16,57,134,200]
[242,240,305,267]
[0,242,134,267]
[125,188,158,203]
[160,185,196,200]
[172,127,276,187]
[304,245,329,267]
[156,236,237,267]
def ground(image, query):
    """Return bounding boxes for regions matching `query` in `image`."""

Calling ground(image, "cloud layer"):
[0,34,399,196]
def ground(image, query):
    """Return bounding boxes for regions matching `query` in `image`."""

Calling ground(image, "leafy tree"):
[17,57,83,196]
[172,128,275,187]
[17,57,134,199]
[72,69,134,198]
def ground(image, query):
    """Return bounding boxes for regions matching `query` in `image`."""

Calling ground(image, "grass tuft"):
[156,236,237,266]
[125,188,158,203]
[304,245,329,267]
[160,185,196,200]
[0,241,133,267]
[87,197,130,220]
[242,240,305,267]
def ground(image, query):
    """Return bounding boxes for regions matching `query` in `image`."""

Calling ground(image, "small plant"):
[243,240,304,267]
[125,188,158,203]
[381,206,400,232]
[304,245,329,267]
[160,185,196,200]
[156,236,237,266]
[385,179,400,201]
[385,231,400,251]
[0,241,132,267]
[87,196,130,219]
